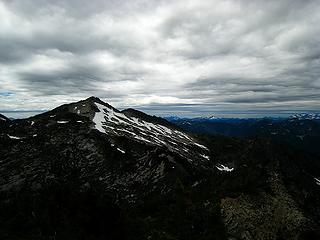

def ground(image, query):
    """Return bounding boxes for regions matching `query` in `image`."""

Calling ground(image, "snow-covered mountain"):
[0,97,214,198]
[57,97,210,165]
[290,113,320,120]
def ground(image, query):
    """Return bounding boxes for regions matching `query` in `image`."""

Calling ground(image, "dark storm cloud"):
[0,0,320,116]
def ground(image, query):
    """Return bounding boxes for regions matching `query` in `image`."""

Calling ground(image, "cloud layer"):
[1,0,320,117]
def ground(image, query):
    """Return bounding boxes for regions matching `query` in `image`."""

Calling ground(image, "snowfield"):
[93,102,210,162]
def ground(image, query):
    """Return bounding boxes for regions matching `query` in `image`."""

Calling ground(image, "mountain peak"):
[22,97,211,165]
[84,96,102,103]
[84,96,118,110]
[290,113,320,120]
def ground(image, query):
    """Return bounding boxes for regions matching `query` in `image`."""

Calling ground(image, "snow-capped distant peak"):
[290,113,320,120]
[195,115,220,121]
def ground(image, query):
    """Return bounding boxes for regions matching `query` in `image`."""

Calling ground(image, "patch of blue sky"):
[0,91,13,97]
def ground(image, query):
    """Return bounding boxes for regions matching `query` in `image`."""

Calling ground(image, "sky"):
[1,0,320,118]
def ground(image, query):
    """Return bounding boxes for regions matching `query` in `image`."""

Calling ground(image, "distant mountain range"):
[166,113,320,155]
[1,98,320,239]
[166,113,320,121]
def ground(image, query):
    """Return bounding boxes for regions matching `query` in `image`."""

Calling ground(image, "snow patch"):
[92,103,108,133]
[201,154,210,161]
[315,177,320,186]
[216,164,234,172]
[7,134,24,140]
[194,142,209,150]
[117,148,125,154]
[57,121,69,124]
[192,181,200,187]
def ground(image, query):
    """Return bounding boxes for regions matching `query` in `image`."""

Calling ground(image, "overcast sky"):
[1,0,320,117]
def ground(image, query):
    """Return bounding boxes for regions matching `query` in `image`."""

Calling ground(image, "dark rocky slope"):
[198,135,320,240]
[0,113,10,122]
[0,97,223,240]
[0,97,320,240]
